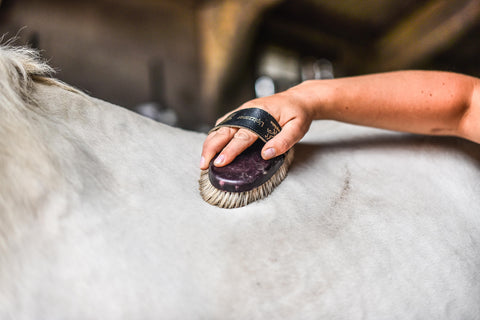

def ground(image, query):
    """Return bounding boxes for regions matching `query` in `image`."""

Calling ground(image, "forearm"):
[200,70,479,169]
[289,70,478,139]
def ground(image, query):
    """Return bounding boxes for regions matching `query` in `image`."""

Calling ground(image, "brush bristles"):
[199,149,294,209]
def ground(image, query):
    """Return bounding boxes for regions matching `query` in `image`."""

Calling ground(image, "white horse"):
[1,46,479,320]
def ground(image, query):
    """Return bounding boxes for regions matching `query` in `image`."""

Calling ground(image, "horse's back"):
[1,46,479,319]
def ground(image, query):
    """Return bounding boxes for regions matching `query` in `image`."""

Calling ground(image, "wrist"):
[285,80,334,120]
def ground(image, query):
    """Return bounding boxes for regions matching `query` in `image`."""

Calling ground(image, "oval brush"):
[199,108,294,209]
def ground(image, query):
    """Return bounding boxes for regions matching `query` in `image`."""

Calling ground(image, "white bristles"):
[199,149,294,209]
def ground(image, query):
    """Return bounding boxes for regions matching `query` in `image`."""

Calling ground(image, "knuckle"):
[202,137,212,149]
[234,130,254,141]
[276,137,290,151]
[288,120,304,132]
[215,127,232,136]
[202,144,217,157]
[204,132,216,144]
[221,146,237,160]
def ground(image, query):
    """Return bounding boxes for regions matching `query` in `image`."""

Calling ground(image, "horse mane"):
[0,44,83,99]
[0,45,71,254]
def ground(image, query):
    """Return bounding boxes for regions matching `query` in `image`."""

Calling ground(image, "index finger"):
[209,128,258,167]
[200,127,238,170]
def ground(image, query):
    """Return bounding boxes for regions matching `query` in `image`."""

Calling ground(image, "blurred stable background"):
[0,0,479,131]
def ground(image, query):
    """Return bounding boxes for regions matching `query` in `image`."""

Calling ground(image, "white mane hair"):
[0,45,479,319]
[0,46,63,252]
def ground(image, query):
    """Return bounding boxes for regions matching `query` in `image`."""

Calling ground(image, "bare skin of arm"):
[200,70,480,170]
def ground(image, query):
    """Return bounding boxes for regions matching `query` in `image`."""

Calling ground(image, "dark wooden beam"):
[375,0,480,71]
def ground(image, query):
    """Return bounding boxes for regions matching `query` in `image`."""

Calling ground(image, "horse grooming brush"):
[199,108,294,209]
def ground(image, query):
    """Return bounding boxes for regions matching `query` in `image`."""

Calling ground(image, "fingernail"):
[200,156,206,168]
[214,154,225,166]
[263,148,276,159]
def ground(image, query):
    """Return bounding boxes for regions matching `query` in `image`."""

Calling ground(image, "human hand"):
[200,88,314,170]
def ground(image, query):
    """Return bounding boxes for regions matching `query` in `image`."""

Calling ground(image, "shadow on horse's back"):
[1,46,479,319]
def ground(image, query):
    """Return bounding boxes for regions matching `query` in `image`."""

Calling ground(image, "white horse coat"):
[1,47,479,319]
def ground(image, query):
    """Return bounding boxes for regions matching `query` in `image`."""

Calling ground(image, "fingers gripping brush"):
[199,108,294,209]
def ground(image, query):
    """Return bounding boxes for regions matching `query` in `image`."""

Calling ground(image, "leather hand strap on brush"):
[209,108,282,143]
[199,108,294,209]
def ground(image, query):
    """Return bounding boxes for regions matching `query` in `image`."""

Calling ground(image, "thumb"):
[261,120,307,160]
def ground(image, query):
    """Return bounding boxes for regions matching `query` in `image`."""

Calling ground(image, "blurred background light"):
[1,0,479,130]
